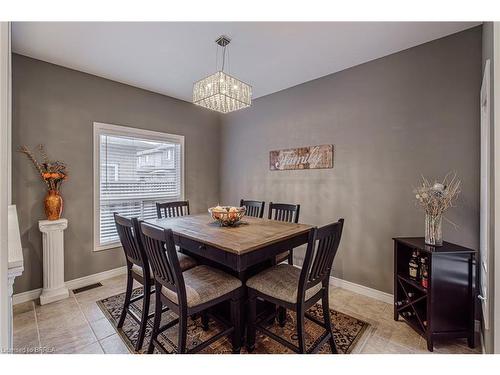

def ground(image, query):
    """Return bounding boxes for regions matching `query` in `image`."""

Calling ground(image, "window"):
[94,122,184,250]
[103,163,119,182]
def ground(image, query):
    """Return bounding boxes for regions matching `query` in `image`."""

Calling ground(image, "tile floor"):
[12,274,482,354]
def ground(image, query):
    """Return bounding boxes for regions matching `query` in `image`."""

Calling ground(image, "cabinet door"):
[431,254,471,332]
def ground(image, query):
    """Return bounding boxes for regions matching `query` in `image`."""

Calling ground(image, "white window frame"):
[93,122,185,251]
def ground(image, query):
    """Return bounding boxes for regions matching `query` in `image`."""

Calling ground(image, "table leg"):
[237,270,248,342]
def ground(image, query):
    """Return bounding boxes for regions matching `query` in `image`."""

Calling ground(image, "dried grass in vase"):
[414,172,461,246]
[19,144,68,220]
[19,144,68,192]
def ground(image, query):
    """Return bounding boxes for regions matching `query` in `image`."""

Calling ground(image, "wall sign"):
[269,144,333,171]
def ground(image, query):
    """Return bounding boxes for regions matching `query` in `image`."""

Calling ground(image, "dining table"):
[145,213,313,279]
[144,213,314,341]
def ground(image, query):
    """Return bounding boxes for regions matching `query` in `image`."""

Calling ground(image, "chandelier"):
[193,36,252,114]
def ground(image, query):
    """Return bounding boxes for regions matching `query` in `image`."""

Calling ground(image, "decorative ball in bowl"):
[208,206,246,227]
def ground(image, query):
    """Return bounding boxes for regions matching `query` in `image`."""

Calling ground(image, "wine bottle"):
[420,257,429,289]
[395,298,410,306]
[409,250,419,280]
[401,311,416,318]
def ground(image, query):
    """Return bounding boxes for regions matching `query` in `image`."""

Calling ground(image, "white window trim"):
[93,122,185,252]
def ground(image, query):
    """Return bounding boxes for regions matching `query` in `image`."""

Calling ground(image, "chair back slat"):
[156,201,190,219]
[240,199,265,218]
[114,213,146,267]
[139,223,184,295]
[309,234,333,281]
[268,202,300,223]
[299,219,344,296]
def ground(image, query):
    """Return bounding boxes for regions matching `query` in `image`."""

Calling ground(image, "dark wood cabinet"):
[393,237,476,351]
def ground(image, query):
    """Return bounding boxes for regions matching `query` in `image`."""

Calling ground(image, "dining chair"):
[268,202,300,265]
[267,202,301,326]
[140,222,244,354]
[246,218,344,354]
[156,200,190,219]
[114,213,197,351]
[240,199,265,218]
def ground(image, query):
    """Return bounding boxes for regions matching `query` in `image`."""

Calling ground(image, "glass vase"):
[425,213,442,246]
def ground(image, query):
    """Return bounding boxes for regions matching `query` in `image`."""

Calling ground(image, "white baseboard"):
[290,262,394,305]
[329,276,393,304]
[13,288,42,305]
[14,264,393,307]
[65,266,127,291]
[13,266,127,305]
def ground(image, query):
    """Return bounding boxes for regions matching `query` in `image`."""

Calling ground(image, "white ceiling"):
[12,22,480,102]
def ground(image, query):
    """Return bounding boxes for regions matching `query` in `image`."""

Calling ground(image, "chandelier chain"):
[214,43,228,72]
[221,45,227,72]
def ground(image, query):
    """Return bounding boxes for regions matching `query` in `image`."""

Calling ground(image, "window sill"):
[94,242,122,252]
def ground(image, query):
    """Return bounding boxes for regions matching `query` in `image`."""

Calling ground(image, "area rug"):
[97,287,369,354]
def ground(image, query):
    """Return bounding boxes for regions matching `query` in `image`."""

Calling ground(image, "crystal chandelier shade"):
[193,71,252,113]
[193,36,252,114]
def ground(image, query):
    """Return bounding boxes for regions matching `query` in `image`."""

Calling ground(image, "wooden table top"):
[145,214,313,255]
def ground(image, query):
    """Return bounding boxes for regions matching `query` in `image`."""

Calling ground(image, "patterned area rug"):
[97,288,369,354]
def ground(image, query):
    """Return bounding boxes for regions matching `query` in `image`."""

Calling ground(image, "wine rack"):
[393,237,476,351]
[395,276,427,333]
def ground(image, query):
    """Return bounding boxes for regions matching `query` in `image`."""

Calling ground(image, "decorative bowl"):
[208,206,246,226]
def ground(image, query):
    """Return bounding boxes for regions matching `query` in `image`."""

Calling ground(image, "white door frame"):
[480,59,491,330]
[0,22,11,351]
[494,21,500,354]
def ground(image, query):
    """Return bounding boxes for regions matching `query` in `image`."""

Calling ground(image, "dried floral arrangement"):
[414,172,461,218]
[19,145,68,192]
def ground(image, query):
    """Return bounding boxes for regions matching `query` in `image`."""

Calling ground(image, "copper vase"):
[44,190,63,220]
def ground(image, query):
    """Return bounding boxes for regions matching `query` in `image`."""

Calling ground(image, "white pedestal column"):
[39,218,69,305]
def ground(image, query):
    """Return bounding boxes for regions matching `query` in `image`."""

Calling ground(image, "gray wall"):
[482,21,495,354]
[12,27,483,299]
[12,54,221,293]
[220,27,482,294]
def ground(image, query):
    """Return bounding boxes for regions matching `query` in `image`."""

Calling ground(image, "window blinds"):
[97,131,182,247]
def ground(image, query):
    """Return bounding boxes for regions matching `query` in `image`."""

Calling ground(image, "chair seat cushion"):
[161,265,242,308]
[246,264,322,304]
[131,252,197,278]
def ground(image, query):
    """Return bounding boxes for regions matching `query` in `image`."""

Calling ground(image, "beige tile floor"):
[13,274,482,354]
